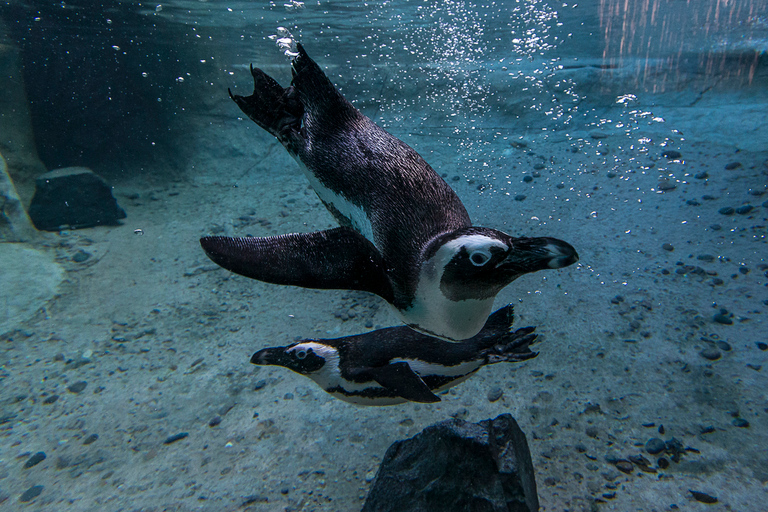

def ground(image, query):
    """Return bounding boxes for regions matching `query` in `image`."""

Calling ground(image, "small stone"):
[487,387,503,402]
[585,426,599,438]
[83,434,99,445]
[645,438,665,455]
[756,342,767,351]
[67,381,87,394]
[716,340,731,351]
[589,130,609,139]
[24,452,46,469]
[283,392,294,400]
[657,457,669,469]
[686,199,700,206]
[690,490,718,503]
[163,432,189,445]
[662,243,674,251]
[662,150,682,159]
[523,175,533,183]
[700,348,721,361]
[694,172,708,179]
[365,470,376,483]
[724,161,741,170]
[209,416,222,427]
[606,171,617,178]
[735,205,753,215]
[614,460,634,473]
[513,194,526,201]
[19,485,43,503]
[732,418,749,428]
[697,254,714,262]
[713,313,733,325]
[710,224,721,231]
[72,250,91,263]
[533,163,545,170]
[718,207,735,215]
[43,395,59,404]
[658,181,676,191]
[253,380,267,391]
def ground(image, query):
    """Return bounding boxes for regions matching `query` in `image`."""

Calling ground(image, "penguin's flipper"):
[200,227,395,302]
[229,64,304,146]
[366,362,441,403]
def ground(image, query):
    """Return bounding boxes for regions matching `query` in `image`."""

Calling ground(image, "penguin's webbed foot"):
[484,326,539,364]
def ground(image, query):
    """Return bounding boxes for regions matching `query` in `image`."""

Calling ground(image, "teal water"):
[1,0,766,510]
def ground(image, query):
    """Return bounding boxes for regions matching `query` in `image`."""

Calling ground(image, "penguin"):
[200,44,578,341]
[250,304,538,406]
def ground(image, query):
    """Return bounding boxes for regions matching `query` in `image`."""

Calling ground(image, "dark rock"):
[614,460,634,474]
[487,388,503,402]
[724,161,741,170]
[362,414,538,512]
[523,175,533,183]
[43,395,59,404]
[67,381,87,394]
[19,485,43,503]
[513,194,527,201]
[756,342,767,351]
[658,180,676,191]
[163,432,189,445]
[645,438,665,455]
[732,418,749,428]
[690,490,718,503]
[209,415,222,427]
[662,150,682,159]
[700,348,721,361]
[83,434,99,445]
[657,457,669,469]
[718,207,735,215]
[71,250,91,263]
[713,313,733,325]
[28,167,126,231]
[662,243,674,251]
[735,205,753,215]
[694,172,708,179]
[716,341,731,351]
[24,452,46,468]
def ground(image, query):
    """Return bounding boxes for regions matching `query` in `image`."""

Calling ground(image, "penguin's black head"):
[431,227,578,301]
[250,342,328,374]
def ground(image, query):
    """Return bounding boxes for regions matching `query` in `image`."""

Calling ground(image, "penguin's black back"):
[289,46,471,305]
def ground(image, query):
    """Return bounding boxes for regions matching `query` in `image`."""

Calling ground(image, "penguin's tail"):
[229,65,304,148]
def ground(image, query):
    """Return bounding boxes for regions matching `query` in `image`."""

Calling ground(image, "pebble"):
[735,205,753,215]
[83,434,99,445]
[253,379,267,391]
[662,243,674,251]
[645,438,665,455]
[756,342,767,351]
[209,416,222,427]
[487,387,503,402]
[662,150,682,159]
[710,224,721,231]
[697,254,714,262]
[24,452,46,469]
[523,175,533,183]
[699,348,721,361]
[533,163,545,170]
[716,340,731,351]
[732,418,749,428]
[67,381,87,394]
[72,250,91,263]
[657,180,676,191]
[690,490,718,503]
[657,457,669,469]
[163,432,189,445]
[43,395,59,404]
[19,486,43,503]
[718,207,735,215]
[724,161,742,170]
[514,194,527,201]
[585,426,599,438]
[694,172,708,179]
[713,312,733,325]
[614,460,634,473]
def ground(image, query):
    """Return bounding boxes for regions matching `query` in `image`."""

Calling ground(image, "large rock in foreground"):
[362,414,539,512]
[28,167,126,231]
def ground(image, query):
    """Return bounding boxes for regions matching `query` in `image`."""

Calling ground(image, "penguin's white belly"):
[402,293,495,341]
[294,159,375,244]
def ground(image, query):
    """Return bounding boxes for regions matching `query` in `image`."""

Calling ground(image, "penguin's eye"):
[295,349,307,359]
[469,250,491,266]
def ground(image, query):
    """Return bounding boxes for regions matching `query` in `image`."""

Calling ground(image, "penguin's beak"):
[499,237,579,273]
[251,347,290,366]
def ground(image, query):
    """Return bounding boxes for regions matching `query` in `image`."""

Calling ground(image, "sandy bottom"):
[1,80,767,512]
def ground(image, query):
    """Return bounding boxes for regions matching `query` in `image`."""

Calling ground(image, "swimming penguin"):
[200,44,578,341]
[250,304,537,406]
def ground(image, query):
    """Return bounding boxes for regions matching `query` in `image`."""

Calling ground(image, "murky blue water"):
[1,0,766,510]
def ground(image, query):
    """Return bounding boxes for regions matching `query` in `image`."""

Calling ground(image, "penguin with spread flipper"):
[201,44,578,341]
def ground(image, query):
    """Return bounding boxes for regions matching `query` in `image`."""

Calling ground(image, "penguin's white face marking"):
[293,159,375,243]
[401,234,509,341]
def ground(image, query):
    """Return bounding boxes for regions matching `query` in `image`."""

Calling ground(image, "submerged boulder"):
[28,167,126,231]
[362,414,539,512]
